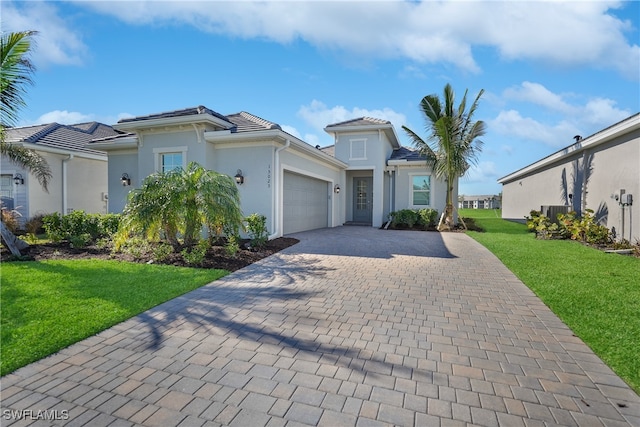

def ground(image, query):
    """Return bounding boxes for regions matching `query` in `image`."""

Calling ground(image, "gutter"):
[268,139,291,240]
[62,154,74,214]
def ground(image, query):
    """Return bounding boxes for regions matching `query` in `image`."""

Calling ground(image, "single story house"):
[90,105,454,238]
[1,122,119,227]
[498,113,639,242]
[459,194,501,210]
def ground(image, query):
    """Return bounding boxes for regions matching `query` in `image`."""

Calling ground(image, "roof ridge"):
[24,123,61,143]
[237,111,281,130]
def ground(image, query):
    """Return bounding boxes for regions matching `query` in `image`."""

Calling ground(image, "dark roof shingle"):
[4,122,121,156]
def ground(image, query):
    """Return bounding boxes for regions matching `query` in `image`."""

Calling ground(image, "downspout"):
[268,139,291,240]
[62,154,74,214]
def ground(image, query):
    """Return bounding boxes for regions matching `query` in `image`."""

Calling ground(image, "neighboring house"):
[498,113,639,242]
[458,194,501,210]
[1,122,119,227]
[89,106,454,238]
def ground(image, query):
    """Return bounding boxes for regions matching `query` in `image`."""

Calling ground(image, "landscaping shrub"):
[389,209,438,229]
[558,209,612,245]
[25,213,46,234]
[1,205,20,233]
[246,213,268,249]
[527,209,613,245]
[43,211,122,243]
[525,210,561,240]
[181,240,209,266]
[68,233,92,249]
[225,235,240,257]
[417,208,438,228]
[152,242,173,262]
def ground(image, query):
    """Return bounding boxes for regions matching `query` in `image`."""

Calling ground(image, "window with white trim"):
[411,175,431,206]
[154,146,187,173]
[350,139,366,160]
[161,153,183,173]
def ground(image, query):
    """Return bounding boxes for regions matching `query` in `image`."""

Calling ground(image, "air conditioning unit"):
[541,205,571,222]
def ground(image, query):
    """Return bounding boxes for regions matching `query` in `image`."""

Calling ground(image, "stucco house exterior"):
[1,122,119,227]
[90,106,453,238]
[498,113,639,242]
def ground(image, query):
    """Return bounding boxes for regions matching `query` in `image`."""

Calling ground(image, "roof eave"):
[205,129,348,169]
[114,114,233,132]
[498,113,640,184]
[88,137,139,150]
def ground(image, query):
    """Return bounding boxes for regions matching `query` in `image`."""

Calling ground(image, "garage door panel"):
[283,172,328,234]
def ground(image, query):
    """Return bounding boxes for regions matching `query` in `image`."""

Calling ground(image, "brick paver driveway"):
[2,227,639,426]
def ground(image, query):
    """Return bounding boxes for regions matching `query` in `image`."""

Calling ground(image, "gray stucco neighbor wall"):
[500,115,639,242]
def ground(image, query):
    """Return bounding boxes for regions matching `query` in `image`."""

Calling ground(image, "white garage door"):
[283,171,329,234]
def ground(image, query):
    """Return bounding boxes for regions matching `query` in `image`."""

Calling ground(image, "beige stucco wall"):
[501,128,640,241]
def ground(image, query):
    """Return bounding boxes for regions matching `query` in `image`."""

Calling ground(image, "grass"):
[1,259,228,376]
[460,208,640,394]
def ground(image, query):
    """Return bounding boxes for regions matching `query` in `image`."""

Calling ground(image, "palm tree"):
[1,30,52,255]
[1,30,52,190]
[118,162,244,250]
[403,83,486,230]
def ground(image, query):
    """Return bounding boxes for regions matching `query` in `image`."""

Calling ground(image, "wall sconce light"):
[234,169,244,185]
[121,173,131,186]
[13,173,24,185]
[334,184,341,194]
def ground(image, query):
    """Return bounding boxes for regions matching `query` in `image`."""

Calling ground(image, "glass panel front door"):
[353,177,373,223]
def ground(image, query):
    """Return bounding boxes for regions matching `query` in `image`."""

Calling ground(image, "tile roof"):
[4,122,121,156]
[320,145,335,157]
[325,117,391,128]
[226,111,282,132]
[118,105,232,125]
[389,146,428,161]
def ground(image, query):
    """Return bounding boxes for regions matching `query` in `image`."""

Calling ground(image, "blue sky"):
[5,0,639,195]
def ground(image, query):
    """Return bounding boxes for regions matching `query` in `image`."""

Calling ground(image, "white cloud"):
[504,82,576,114]
[3,1,88,66]
[464,161,499,183]
[32,110,133,126]
[492,83,632,147]
[297,100,407,132]
[36,110,94,125]
[75,0,639,78]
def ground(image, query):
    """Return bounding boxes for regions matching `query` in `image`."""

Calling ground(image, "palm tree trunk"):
[0,221,28,256]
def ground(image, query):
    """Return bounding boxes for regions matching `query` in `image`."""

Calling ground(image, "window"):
[162,153,183,173]
[412,175,431,206]
[350,139,366,160]
[154,146,187,173]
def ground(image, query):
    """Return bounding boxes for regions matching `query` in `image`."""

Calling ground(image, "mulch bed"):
[2,237,299,271]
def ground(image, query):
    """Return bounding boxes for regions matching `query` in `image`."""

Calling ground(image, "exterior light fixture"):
[334,184,341,194]
[121,173,131,186]
[13,173,24,185]
[234,169,244,185]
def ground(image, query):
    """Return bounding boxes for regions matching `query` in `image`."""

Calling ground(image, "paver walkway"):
[2,227,639,426]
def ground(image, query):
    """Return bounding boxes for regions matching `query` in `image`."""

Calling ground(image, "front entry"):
[352,177,373,224]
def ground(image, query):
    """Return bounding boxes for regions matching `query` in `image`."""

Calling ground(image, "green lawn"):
[1,260,227,376]
[461,208,640,394]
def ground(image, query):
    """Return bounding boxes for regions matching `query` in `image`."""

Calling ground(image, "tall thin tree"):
[403,83,486,230]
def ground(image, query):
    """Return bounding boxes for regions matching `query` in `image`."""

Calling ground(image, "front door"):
[353,177,373,224]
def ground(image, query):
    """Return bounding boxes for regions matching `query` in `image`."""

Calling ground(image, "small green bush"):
[43,211,122,243]
[225,235,240,257]
[118,237,152,259]
[153,243,174,262]
[417,208,438,228]
[389,209,437,229]
[246,213,268,249]
[68,233,92,248]
[181,240,209,266]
